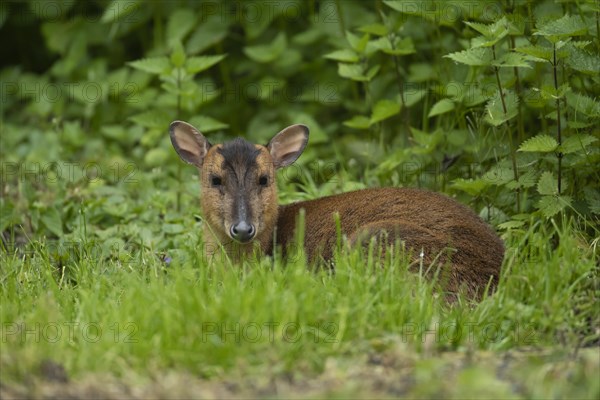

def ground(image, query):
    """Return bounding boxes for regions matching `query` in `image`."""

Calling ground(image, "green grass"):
[1,206,598,397]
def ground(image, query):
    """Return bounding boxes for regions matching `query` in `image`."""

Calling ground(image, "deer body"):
[170,121,504,299]
[274,187,504,295]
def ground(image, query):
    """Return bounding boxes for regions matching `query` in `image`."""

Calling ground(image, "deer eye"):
[211,176,222,187]
[259,175,268,187]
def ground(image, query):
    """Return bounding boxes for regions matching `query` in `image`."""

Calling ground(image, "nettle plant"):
[127,41,227,212]
[326,2,599,224]
[446,13,599,223]
[127,42,228,166]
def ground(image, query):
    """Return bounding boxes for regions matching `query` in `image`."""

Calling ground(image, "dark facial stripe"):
[217,138,260,184]
[232,192,251,223]
[217,138,260,223]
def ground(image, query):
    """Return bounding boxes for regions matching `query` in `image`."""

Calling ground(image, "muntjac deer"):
[170,121,505,299]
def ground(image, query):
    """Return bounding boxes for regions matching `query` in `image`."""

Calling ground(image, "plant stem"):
[176,68,182,213]
[596,11,600,52]
[510,36,525,143]
[334,0,345,35]
[552,43,563,195]
[216,42,235,132]
[492,47,508,113]
[390,45,412,137]
[492,45,520,211]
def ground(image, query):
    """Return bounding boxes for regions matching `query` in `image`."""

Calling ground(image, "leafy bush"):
[1,0,598,246]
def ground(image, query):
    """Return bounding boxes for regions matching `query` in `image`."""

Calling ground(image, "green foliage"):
[3,2,597,226]
[518,135,558,152]
[1,0,599,394]
[484,90,519,126]
[534,14,588,40]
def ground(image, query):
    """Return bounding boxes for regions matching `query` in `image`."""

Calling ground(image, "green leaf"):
[479,207,508,224]
[584,187,600,215]
[167,9,196,45]
[0,200,14,232]
[384,0,475,27]
[428,99,455,117]
[484,90,518,126]
[559,134,598,154]
[395,37,416,55]
[243,33,286,63]
[369,36,415,56]
[127,57,171,75]
[324,49,360,63]
[170,42,186,68]
[411,128,443,149]
[482,166,514,186]
[498,220,526,230]
[444,47,492,66]
[567,121,595,129]
[566,92,600,117]
[370,100,401,124]
[346,31,369,53]
[539,83,571,101]
[337,63,373,82]
[163,224,185,234]
[535,15,588,39]
[465,17,510,42]
[518,135,558,152]
[186,17,230,55]
[403,89,427,107]
[185,55,227,74]
[464,21,492,37]
[145,148,169,168]
[188,115,229,133]
[343,116,371,130]
[365,65,381,81]
[247,76,285,101]
[41,207,63,236]
[451,178,489,196]
[566,45,600,75]
[292,29,323,46]
[101,0,142,23]
[506,169,538,190]
[514,45,553,62]
[471,32,508,48]
[241,2,278,40]
[129,110,171,129]
[537,171,557,195]
[380,37,415,56]
[443,82,486,106]
[491,52,532,68]
[538,195,571,218]
[357,23,389,36]
[518,169,538,188]
[572,40,593,49]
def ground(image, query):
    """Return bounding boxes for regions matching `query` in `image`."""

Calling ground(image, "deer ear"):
[267,124,309,169]
[169,121,211,168]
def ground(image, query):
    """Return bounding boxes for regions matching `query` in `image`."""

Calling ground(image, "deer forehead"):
[203,141,273,179]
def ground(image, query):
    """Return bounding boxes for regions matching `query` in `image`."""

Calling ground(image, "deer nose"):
[230,221,256,243]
